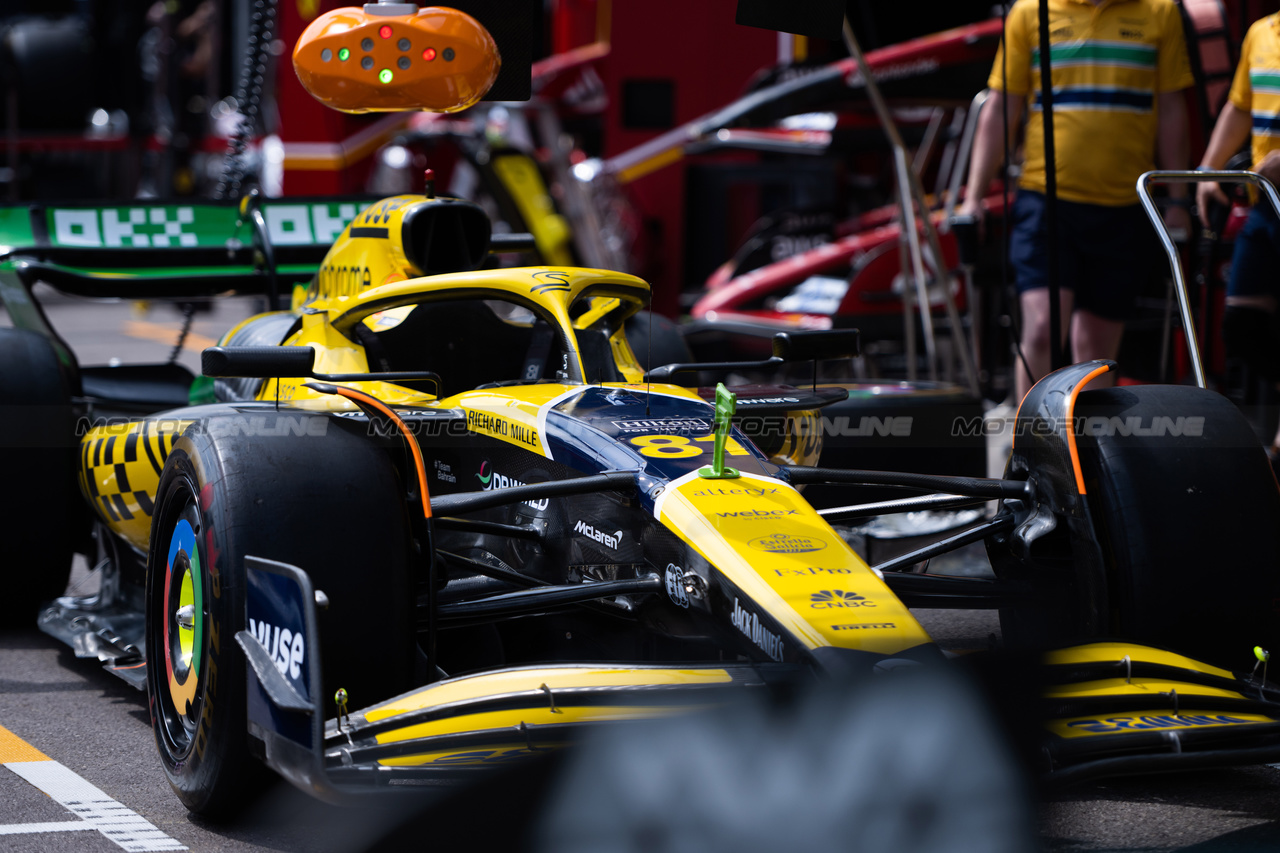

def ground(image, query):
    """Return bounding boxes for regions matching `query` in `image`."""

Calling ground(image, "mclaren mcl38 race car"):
[3,185,1280,816]
[5,2,1280,820]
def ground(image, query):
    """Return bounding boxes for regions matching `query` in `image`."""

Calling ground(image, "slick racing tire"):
[0,328,76,624]
[1076,385,1280,669]
[146,413,415,816]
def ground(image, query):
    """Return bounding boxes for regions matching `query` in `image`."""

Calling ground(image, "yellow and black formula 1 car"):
[3,186,1280,815]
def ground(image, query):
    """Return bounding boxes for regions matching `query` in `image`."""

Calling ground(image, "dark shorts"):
[1009,189,1157,321]
[1227,203,1280,300]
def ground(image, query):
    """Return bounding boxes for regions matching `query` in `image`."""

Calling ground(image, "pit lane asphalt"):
[5,294,1280,852]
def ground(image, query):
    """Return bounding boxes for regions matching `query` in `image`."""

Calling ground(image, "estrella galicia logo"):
[748,533,827,554]
[531,270,571,293]
[810,590,876,609]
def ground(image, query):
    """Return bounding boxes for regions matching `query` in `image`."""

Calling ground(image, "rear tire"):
[146,413,416,815]
[1077,385,1280,669]
[0,328,76,624]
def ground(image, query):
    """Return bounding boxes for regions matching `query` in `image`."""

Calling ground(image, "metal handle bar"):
[943,88,991,223]
[1137,169,1280,389]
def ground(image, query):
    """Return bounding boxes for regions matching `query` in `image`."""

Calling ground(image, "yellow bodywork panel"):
[363,666,735,723]
[376,705,684,766]
[363,666,737,765]
[77,418,190,551]
[1044,679,1246,701]
[655,471,931,657]
[1048,711,1278,739]
[455,385,579,457]
[1045,642,1237,681]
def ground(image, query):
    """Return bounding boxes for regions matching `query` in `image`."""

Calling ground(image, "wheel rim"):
[156,502,205,756]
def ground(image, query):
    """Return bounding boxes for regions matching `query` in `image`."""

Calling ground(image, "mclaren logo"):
[810,590,877,609]
[574,520,622,550]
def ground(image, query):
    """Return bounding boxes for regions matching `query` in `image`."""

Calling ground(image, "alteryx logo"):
[476,460,548,511]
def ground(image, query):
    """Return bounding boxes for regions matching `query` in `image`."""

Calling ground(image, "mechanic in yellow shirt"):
[959,0,1193,401]
[1196,13,1280,459]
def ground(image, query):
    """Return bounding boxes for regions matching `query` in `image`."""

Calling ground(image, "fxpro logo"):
[248,618,305,681]
[574,520,622,550]
[476,460,549,511]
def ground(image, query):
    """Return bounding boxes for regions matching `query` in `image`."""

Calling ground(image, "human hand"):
[1196,179,1228,228]
[954,196,986,242]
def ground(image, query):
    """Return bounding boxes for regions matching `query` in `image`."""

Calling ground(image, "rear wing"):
[0,196,380,300]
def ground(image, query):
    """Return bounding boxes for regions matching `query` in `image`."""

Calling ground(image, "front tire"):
[147,440,259,817]
[146,413,417,815]
[1076,385,1280,669]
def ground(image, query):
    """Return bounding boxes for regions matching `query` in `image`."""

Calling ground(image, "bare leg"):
[1069,309,1125,390]
[1016,287,1074,401]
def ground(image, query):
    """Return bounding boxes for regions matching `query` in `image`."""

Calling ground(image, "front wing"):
[239,557,1280,798]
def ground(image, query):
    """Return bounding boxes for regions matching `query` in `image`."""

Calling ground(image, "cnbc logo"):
[809,590,877,609]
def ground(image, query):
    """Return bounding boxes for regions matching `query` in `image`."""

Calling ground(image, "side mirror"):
[772,330,860,362]
[202,346,316,378]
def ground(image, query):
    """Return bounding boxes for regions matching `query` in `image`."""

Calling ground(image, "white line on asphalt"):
[0,820,97,834]
[4,761,186,852]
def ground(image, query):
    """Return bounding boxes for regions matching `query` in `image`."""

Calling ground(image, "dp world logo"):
[475,460,548,510]
[810,590,876,609]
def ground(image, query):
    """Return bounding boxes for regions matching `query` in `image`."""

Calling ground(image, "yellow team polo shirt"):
[1228,14,1280,171]
[991,0,1193,205]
